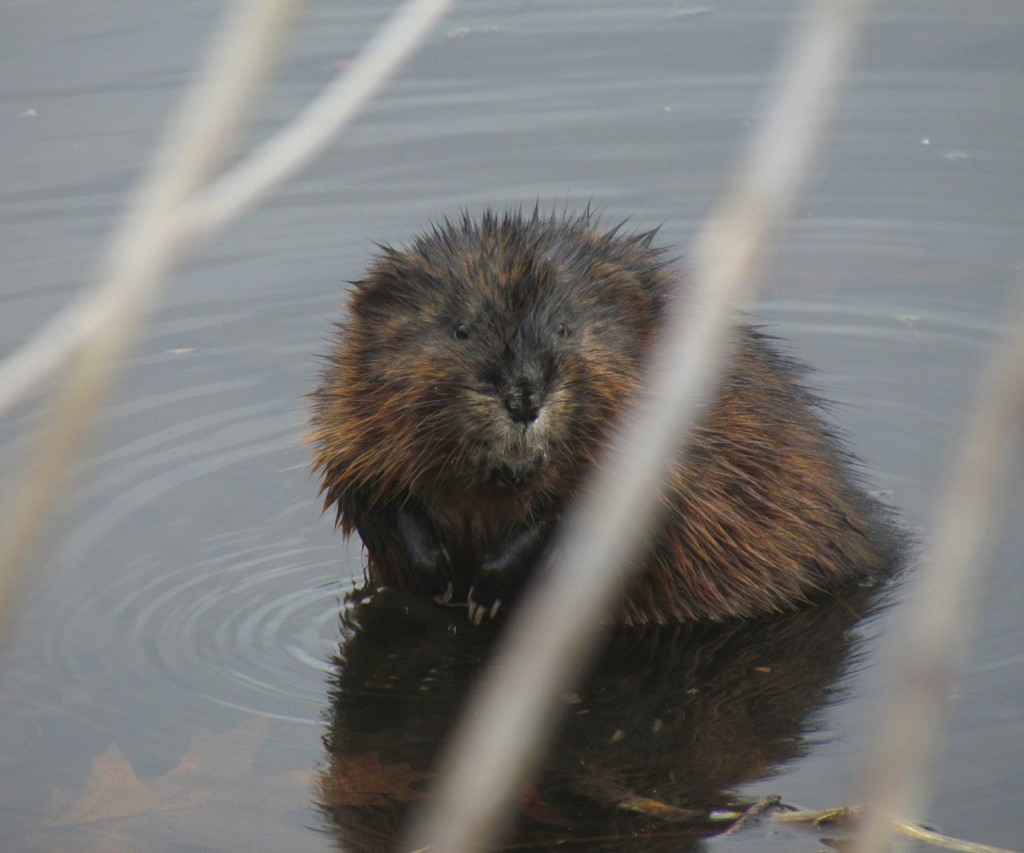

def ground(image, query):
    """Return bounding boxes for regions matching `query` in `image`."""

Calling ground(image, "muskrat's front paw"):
[432,578,454,606]
[467,574,505,624]
[395,506,453,603]
[410,547,453,604]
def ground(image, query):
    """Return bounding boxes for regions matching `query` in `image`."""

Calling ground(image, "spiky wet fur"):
[309,209,901,625]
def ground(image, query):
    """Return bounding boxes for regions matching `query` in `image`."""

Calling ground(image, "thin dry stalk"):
[0,0,300,644]
[0,0,455,418]
[0,0,453,645]
[0,0,299,418]
[183,0,456,238]
[771,804,1020,853]
[850,280,1024,851]
[403,1,872,850]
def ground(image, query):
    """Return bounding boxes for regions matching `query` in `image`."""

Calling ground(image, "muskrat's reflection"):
[318,585,888,852]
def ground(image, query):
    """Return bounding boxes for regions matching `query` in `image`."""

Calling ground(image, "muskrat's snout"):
[484,327,556,428]
[502,375,544,424]
[474,351,558,486]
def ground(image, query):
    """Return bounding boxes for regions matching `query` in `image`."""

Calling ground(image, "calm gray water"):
[1,1,1021,850]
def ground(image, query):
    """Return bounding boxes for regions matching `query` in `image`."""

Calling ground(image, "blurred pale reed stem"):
[0,0,455,417]
[181,0,456,239]
[0,0,453,642]
[0,0,300,641]
[850,279,1024,852]
[404,0,873,849]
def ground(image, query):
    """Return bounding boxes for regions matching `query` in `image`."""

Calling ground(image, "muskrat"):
[310,209,901,625]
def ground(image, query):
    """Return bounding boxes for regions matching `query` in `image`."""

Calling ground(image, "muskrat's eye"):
[454,322,470,341]
[556,323,570,338]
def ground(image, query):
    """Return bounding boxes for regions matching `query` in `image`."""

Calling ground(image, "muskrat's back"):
[310,209,901,625]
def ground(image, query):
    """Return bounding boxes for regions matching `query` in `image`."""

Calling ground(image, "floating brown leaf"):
[27,716,316,852]
[318,751,433,808]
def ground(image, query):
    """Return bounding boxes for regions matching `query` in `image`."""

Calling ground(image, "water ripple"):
[38,528,355,731]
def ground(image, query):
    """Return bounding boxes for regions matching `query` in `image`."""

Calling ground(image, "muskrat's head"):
[314,209,674,507]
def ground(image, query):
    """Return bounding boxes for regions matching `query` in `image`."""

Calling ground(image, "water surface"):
[1,1,1021,850]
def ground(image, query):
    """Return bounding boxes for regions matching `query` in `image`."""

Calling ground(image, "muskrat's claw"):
[432,581,454,606]
[467,590,482,624]
[467,588,502,625]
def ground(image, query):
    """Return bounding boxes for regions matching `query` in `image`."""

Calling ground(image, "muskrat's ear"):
[352,248,429,312]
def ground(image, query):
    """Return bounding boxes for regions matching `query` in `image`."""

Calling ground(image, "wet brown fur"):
[309,209,901,625]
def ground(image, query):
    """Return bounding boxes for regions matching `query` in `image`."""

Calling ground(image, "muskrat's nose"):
[504,380,542,424]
